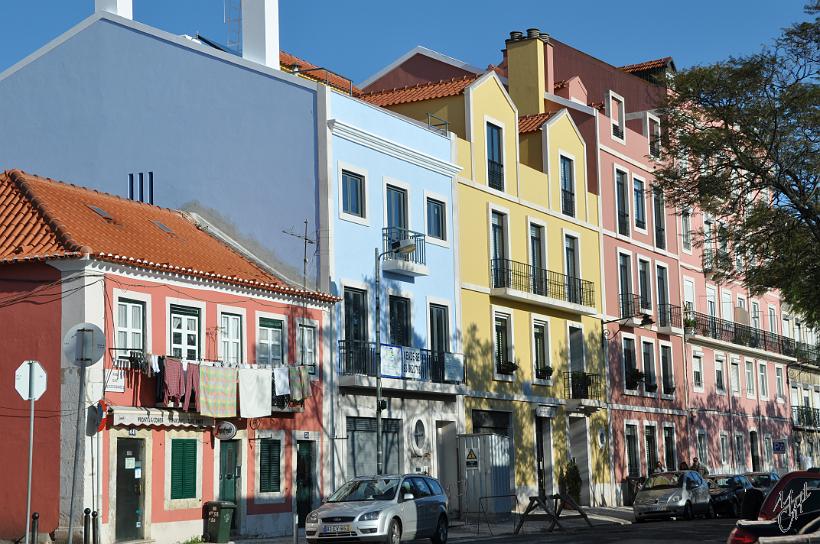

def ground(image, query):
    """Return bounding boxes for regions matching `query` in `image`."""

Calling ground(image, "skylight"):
[88,205,112,220]
[152,220,174,234]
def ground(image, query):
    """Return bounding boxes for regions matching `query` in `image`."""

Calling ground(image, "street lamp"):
[374,238,416,475]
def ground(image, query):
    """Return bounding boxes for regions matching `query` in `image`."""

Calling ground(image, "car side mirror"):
[403,493,415,501]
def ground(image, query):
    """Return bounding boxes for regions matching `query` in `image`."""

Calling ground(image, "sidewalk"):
[230,506,635,544]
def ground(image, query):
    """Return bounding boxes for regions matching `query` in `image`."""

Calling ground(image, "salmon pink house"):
[0,170,337,543]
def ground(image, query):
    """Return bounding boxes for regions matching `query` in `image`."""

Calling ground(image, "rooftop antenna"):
[224,0,241,52]
[282,220,316,289]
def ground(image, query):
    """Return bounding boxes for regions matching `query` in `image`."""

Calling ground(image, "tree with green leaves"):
[654,3,819,327]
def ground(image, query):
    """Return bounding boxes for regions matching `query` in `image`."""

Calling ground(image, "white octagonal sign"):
[15,360,47,401]
[62,322,105,367]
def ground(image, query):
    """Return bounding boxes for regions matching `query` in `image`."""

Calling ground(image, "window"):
[429,304,450,355]
[769,307,777,334]
[746,361,755,396]
[494,313,512,370]
[257,317,284,366]
[426,198,446,241]
[759,363,768,398]
[386,185,408,232]
[642,341,656,390]
[259,438,282,493]
[170,439,197,500]
[696,431,708,467]
[720,434,730,466]
[616,169,630,236]
[731,361,741,394]
[533,321,549,380]
[220,313,242,364]
[638,259,651,311]
[623,338,637,389]
[684,279,695,312]
[389,296,411,347]
[752,302,761,330]
[625,424,640,477]
[298,324,317,368]
[618,253,633,316]
[764,436,774,467]
[660,345,674,395]
[560,156,575,217]
[342,170,365,218]
[117,299,145,352]
[645,425,658,473]
[693,355,703,389]
[653,187,666,250]
[649,117,661,158]
[663,427,676,470]
[170,305,200,360]
[633,178,646,229]
[490,211,507,287]
[722,291,734,322]
[486,122,504,190]
[610,93,625,140]
[776,367,785,399]
[564,235,581,304]
[530,224,545,295]
[735,434,746,471]
[656,266,670,323]
[715,358,726,392]
[703,218,714,269]
[681,209,692,251]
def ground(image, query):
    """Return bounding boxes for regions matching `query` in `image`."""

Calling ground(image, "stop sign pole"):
[15,360,47,544]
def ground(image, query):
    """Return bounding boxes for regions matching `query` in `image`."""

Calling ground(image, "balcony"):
[561,188,575,217]
[792,406,820,429]
[655,225,666,250]
[337,340,464,395]
[382,227,428,276]
[563,371,604,414]
[619,293,648,327]
[488,159,504,191]
[685,310,820,363]
[490,258,596,314]
[657,303,683,335]
[617,211,630,236]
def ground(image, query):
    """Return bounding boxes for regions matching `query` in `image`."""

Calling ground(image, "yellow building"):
[362,40,614,507]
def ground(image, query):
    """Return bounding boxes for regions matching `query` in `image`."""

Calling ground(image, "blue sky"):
[0,1,808,85]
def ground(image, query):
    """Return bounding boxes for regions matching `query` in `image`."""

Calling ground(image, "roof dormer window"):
[609,91,626,142]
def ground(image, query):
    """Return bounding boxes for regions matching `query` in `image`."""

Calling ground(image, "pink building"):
[0,170,337,543]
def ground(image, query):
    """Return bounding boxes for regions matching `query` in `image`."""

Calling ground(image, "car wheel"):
[682,502,693,521]
[386,518,402,544]
[431,515,448,544]
[706,501,715,519]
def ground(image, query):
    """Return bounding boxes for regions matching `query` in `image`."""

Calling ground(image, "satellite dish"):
[62,323,106,368]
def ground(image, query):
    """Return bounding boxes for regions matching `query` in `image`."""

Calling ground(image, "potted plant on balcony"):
[683,316,697,336]
[497,359,518,375]
[535,365,553,381]
[626,367,644,390]
[644,380,658,393]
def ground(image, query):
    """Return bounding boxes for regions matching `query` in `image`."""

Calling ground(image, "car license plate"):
[322,524,350,534]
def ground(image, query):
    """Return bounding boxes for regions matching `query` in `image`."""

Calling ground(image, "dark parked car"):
[707,474,752,517]
[728,470,820,543]
[745,471,781,496]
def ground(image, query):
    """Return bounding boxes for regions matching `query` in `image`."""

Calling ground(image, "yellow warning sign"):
[465,447,478,469]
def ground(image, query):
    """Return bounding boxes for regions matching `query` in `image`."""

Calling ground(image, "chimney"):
[95,0,132,19]
[241,0,280,70]
[506,27,548,116]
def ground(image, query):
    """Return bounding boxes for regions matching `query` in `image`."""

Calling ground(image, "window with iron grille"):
[486,122,504,190]
[560,156,575,217]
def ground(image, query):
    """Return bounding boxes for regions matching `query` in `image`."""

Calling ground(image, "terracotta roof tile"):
[518,112,555,134]
[0,170,337,303]
[619,56,673,74]
[359,75,478,107]
[279,51,360,94]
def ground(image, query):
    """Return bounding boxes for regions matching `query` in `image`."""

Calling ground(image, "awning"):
[111,406,215,428]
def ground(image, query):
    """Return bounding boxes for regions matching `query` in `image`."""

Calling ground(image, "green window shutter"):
[259,438,281,493]
[171,439,197,499]
[259,318,282,330]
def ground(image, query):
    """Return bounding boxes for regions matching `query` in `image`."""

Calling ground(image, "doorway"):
[436,421,458,514]
[535,416,554,499]
[115,438,144,542]
[567,416,591,505]
[750,431,761,472]
[296,440,315,527]
[219,440,240,529]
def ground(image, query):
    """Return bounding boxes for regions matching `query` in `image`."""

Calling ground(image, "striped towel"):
[288,365,312,401]
[199,366,238,417]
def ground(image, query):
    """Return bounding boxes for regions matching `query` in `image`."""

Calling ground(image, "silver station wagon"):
[306,474,449,544]
[633,470,713,521]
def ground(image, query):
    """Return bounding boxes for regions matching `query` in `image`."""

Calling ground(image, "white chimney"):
[241,0,280,70]
[95,0,133,19]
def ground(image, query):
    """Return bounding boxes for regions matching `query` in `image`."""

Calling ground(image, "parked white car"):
[305,474,449,543]
[633,470,713,521]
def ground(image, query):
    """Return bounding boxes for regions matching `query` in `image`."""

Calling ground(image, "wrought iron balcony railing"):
[490,258,595,307]
[337,340,455,384]
[561,188,575,217]
[655,225,666,250]
[792,406,820,428]
[650,138,661,158]
[657,304,682,329]
[618,211,630,236]
[620,293,641,319]
[563,371,603,401]
[382,227,426,266]
[612,123,624,140]
[488,159,504,190]
[685,310,820,364]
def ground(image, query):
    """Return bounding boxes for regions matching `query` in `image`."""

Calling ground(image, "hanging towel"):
[151,355,160,373]
[239,367,273,418]
[273,366,290,396]
[199,365,238,417]
[288,365,312,401]
[182,362,200,412]
[163,357,185,406]
[155,356,165,404]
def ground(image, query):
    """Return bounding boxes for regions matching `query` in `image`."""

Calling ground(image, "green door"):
[296,441,315,527]
[219,440,239,504]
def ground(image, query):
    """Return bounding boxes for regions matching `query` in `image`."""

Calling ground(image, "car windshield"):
[327,478,400,502]
[643,474,682,490]
[750,474,771,487]
[709,477,735,488]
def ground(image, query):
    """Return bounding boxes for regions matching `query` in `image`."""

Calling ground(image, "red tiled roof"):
[518,112,555,134]
[359,75,478,107]
[619,56,673,74]
[0,170,337,303]
[279,51,360,94]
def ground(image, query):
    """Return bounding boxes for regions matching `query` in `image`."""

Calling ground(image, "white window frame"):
[624,419,642,477]
[115,296,147,353]
[745,359,756,399]
[696,430,708,468]
[632,175,648,234]
[637,256,653,313]
[492,305,515,382]
[644,423,659,471]
[764,435,774,469]
[758,361,769,400]
[734,433,746,472]
[715,355,727,395]
[775,364,785,401]
[338,161,369,226]
[167,298,206,361]
[484,115,508,192]
[527,216,548,272]
[423,190,450,247]
[768,305,778,334]
[295,317,320,375]
[607,90,626,144]
[730,358,741,396]
[218,306,246,365]
[487,203,512,275]
[692,352,704,393]
[720,432,730,468]
[640,338,657,397]
[659,340,675,400]
[382,177,413,232]
[617,248,634,299]
[614,166,632,237]
[681,207,693,254]
[662,423,677,470]
[622,332,639,395]
[558,151,577,218]
[531,314,552,386]
[256,312,288,367]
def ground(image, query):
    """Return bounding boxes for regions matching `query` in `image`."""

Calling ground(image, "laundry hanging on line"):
[199,365,238,417]
[239,367,272,418]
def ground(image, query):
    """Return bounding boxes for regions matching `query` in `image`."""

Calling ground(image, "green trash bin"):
[204,501,236,543]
